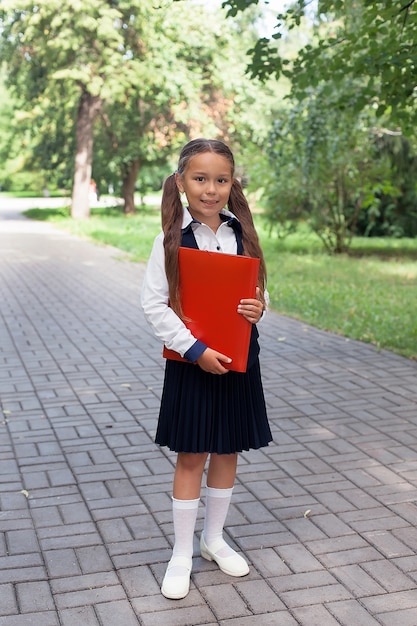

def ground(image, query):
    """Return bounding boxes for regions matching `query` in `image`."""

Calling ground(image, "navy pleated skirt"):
[155,357,272,454]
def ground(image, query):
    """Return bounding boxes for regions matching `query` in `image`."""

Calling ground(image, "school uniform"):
[141,206,272,454]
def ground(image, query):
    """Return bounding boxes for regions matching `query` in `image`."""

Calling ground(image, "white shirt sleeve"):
[140,233,199,356]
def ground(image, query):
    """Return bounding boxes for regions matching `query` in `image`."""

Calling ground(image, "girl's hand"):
[196,348,231,375]
[237,287,263,324]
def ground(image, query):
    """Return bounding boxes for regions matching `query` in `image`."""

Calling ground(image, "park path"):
[1,199,417,625]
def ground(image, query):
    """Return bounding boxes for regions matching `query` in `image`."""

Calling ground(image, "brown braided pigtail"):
[228,179,267,308]
[161,174,184,317]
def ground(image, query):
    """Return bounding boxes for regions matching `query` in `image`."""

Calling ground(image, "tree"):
[222,0,417,132]
[94,1,235,214]
[357,132,417,238]
[262,84,393,253]
[222,0,417,247]
[0,0,165,218]
[93,0,281,213]
[0,71,25,190]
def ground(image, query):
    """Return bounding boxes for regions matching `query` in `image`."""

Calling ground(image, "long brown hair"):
[161,138,267,317]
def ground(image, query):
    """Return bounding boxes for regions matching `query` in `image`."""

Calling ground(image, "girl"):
[141,138,272,600]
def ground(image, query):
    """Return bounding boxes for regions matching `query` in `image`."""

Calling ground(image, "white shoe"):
[161,556,192,600]
[200,534,249,577]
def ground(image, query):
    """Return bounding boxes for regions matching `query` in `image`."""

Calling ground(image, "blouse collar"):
[181,205,238,230]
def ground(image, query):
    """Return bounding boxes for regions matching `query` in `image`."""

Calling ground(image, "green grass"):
[1,190,68,198]
[23,205,417,360]
[266,249,416,356]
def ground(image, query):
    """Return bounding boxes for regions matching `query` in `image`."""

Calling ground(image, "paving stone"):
[39,531,102,551]
[344,512,410,534]
[329,564,386,597]
[292,604,342,626]
[317,546,384,569]
[392,555,417,575]
[52,583,127,611]
[0,553,44,573]
[234,578,286,612]
[0,613,60,626]
[31,506,63,528]
[325,599,382,625]
[118,565,160,598]
[0,583,18,616]
[378,608,417,626]
[222,614,299,626]
[282,517,327,542]
[279,582,353,608]
[76,545,114,574]
[16,581,55,613]
[277,543,325,573]
[362,529,415,558]
[361,559,416,593]
[361,589,417,614]
[307,533,376,556]
[6,529,40,555]
[97,518,133,542]
[59,606,101,626]
[0,514,34,533]
[239,529,295,551]
[393,525,417,551]
[95,600,140,626]
[309,513,355,538]
[269,570,338,594]
[248,547,292,577]
[0,566,47,584]
[43,549,81,578]
[201,583,252,619]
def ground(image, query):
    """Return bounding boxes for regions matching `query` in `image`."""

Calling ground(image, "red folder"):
[163,247,260,373]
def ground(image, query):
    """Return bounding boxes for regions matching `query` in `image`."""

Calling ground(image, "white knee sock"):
[167,497,199,577]
[203,486,235,557]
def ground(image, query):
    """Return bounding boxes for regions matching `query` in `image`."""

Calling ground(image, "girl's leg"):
[204,453,237,550]
[173,452,208,499]
[206,452,238,489]
[201,453,249,577]
[161,452,208,600]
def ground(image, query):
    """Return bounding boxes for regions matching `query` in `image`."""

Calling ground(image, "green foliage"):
[0,0,280,213]
[0,0,149,214]
[262,83,394,253]
[223,0,417,132]
[221,0,417,248]
[358,133,417,238]
[93,2,233,209]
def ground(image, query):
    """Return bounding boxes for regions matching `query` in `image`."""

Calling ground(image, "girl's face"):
[176,152,233,230]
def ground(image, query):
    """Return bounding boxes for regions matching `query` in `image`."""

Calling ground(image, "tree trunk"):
[122,159,140,214]
[71,89,102,219]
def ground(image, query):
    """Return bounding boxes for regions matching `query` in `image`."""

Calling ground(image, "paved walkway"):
[1,203,417,626]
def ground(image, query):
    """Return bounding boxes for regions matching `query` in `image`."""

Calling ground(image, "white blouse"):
[141,206,240,359]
